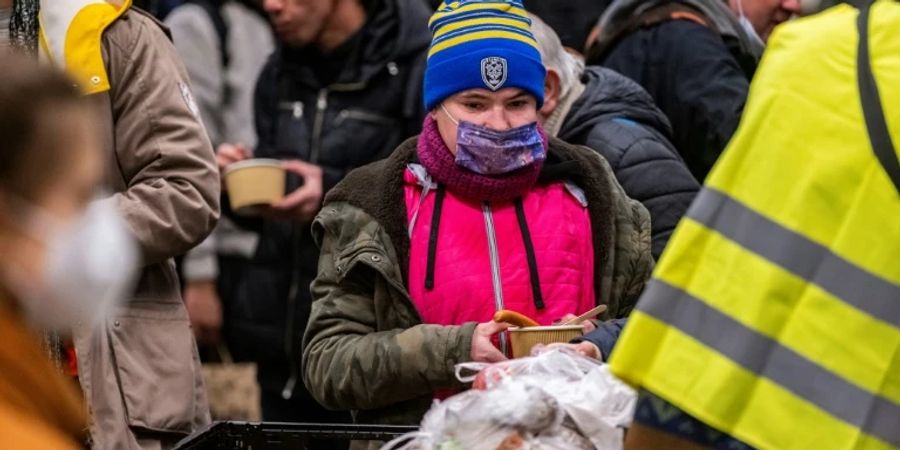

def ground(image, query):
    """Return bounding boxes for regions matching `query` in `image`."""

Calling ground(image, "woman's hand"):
[470,321,511,363]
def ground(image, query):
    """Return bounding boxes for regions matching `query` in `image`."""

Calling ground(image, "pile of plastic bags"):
[382,347,636,450]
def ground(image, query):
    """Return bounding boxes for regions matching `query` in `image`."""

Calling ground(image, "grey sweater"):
[0,8,11,49]
[166,1,274,280]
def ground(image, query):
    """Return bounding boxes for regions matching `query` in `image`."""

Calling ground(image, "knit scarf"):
[416,114,547,203]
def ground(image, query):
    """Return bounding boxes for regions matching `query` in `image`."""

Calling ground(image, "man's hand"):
[216,143,251,173]
[470,321,511,363]
[262,160,324,223]
[184,280,223,346]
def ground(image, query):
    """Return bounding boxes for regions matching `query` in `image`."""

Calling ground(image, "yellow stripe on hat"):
[429,3,529,28]
[432,17,532,40]
[428,29,538,59]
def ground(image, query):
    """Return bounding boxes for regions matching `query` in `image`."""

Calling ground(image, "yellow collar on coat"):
[38,0,132,95]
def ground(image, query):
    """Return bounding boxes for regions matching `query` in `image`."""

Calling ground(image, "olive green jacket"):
[303,136,653,435]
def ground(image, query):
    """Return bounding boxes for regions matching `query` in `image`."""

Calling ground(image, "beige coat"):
[73,9,220,450]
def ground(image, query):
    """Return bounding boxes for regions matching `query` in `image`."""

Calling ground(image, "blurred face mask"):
[3,197,138,331]
[441,104,546,175]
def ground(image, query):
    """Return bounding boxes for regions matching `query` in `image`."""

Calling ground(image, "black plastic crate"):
[173,422,418,449]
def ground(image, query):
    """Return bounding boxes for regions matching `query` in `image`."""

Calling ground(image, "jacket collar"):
[323,136,620,296]
[39,0,131,95]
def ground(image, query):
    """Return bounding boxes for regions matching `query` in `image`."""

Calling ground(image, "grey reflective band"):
[686,188,900,327]
[637,280,900,446]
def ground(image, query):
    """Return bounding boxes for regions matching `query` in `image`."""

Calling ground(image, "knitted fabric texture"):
[423,0,546,110]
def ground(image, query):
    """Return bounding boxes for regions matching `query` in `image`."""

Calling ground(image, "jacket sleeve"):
[252,55,279,159]
[214,57,281,233]
[601,151,655,318]
[165,5,226,147]
[103,12,220,265]
[166,7,224,281]
[665,21,750,173]
[602,21,750,177]
[572,318,627,362]
[303,204,477,411]
[587,122,700,259]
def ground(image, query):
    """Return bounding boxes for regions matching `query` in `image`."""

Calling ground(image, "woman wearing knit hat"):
[302,0,653,436]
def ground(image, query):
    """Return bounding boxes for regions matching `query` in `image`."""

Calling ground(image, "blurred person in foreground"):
[166,0,274,350]
[214,0,432,430]
[3,0,221,448]
[585,0,801,180]
[302,2,653,448]
[0,57,137,450]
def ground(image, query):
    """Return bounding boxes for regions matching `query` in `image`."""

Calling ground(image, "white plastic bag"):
[381,348,637,450]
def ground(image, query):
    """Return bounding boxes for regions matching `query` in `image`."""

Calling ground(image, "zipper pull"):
[316,90,328,111]
[281,375,298,400]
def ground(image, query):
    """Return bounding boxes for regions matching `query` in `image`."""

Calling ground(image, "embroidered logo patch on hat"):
[422,0,546,110]
[481,57,508,91]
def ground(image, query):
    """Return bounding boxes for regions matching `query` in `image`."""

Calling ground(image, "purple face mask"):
[442,105,546,175]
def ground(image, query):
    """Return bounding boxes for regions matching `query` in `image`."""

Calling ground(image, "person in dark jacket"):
[524,0,611,53]
[532,14,699,260]
[215,0,431,435]
[585,0,800,180]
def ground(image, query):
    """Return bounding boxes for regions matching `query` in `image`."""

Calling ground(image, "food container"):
[508,325,584,359]
[224,159,285,215]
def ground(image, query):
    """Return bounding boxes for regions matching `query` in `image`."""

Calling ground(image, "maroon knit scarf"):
[416,115,547,203]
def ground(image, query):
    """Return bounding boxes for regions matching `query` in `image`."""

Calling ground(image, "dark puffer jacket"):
[586,0,761,180]
[225,0,431,406]
[560,67,699,259]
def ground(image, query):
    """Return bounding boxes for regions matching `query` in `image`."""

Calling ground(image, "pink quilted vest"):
[404,164,597,356]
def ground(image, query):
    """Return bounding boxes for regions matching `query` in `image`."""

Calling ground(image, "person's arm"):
[102,11,220,265]
[602,21,750,178]
[216,56,280,231]
[571,318,627,361]
[666,21,750,174]
[302,202,477,411]
[165,5,226,147]
[592,144,655,318]
[588,124,700,259]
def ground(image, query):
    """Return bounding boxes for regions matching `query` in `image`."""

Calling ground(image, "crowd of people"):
[0,0,897,449]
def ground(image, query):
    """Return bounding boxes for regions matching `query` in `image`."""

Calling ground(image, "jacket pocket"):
[107,302,200,433]
[334,244,386,282]
[334,245,408,299]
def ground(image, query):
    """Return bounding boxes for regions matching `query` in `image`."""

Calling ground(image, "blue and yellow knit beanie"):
[423,0,546,111]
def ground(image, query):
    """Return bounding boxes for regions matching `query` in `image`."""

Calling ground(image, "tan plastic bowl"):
[508,325,584,358]
[224,159,285,215]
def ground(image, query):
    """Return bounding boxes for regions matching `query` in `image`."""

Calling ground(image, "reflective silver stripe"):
[687,188,900,326]
[483,203,507,355]
[638,280,900,446]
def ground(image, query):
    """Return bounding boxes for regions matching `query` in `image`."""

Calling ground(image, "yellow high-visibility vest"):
[609,2,900,450]
[38,0,132,95]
